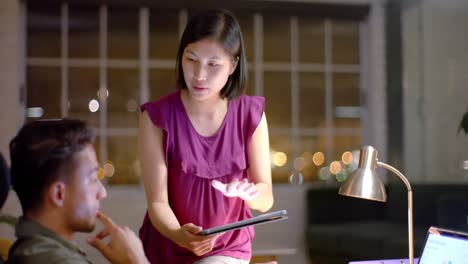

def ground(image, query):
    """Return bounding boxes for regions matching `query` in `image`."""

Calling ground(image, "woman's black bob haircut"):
[175,9,247,100]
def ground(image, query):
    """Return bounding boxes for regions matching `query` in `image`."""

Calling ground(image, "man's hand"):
[87,211,149,264]
[211,178,259,201]
[172,223,221,256]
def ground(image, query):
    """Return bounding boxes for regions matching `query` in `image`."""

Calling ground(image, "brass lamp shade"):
[338,146,387,202]
[338,167,387,202]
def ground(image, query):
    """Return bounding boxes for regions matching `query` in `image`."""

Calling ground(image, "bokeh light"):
[97,88,109,99]
[341,151,353,165]
[319,166,331,180]
[289,171,304,185]
[312,152,325,166]
[335,171,348,182]
[89,99,99,112]
[329,161,342,175]
[97,167,105,180]
[272,152,287,167]
[103,162,115,177]
[127,99,138,112]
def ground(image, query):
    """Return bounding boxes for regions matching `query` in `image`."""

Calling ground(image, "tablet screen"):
[199,210,288,236]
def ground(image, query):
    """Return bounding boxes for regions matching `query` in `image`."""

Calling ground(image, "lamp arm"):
[377,161,414,264]
[376,161,412,192]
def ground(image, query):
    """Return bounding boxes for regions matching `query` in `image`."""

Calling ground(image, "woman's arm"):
[139,111,182,239]
[139,111,219,255]
[245,112,274,212]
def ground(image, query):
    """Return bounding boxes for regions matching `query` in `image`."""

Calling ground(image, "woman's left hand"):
[211,178,259,201]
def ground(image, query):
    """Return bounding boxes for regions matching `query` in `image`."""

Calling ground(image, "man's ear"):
[48,181,66,207]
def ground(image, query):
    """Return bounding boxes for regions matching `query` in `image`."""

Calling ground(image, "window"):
[26,3,369,185]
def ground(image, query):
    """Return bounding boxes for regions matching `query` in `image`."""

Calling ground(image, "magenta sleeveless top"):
[139,90,265,264]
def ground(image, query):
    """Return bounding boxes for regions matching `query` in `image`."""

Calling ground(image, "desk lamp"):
[338,146,414,264]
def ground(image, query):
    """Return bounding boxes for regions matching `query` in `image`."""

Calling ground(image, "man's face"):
[63,144,106,233]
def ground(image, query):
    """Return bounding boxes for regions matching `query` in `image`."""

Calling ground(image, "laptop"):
[349,226,468,264]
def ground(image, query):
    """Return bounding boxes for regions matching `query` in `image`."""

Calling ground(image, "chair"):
[0,152,13,262]
[0,238,12,262]
[0,153,9,209]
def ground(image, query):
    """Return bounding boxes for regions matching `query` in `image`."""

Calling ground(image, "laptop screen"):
[348,226,468,264]
[418,226,468,264]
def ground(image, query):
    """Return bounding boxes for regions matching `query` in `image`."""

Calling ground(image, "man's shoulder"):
[7,235,91,264]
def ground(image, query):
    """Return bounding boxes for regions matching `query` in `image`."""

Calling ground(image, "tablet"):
[199,210,288,236]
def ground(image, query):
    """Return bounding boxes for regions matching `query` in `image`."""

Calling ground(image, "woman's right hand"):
[174,223,221,256]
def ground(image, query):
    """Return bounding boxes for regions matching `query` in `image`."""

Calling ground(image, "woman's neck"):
[180,90,228,118]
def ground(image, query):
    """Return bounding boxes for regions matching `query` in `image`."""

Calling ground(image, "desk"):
[251,242,297,263]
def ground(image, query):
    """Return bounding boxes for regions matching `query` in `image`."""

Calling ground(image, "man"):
[7,119,149,264]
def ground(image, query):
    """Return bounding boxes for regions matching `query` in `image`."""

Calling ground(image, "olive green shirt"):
[7,217,92,264]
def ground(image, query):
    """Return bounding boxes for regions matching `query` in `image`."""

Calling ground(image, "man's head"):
[10,119,107,234]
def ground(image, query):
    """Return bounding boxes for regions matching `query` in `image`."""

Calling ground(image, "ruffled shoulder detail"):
[140,91,179,131]
[140,91,179,164]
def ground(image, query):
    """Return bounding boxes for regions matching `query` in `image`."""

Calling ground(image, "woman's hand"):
[211,178,260,201]
[173,223,221,256]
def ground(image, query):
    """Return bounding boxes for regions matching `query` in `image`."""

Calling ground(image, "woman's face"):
[182,38,238,101]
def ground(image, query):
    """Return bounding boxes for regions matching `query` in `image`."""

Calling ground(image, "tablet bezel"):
[198,210,288,236]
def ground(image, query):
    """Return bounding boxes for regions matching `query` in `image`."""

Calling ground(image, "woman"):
[139,9,273,264]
